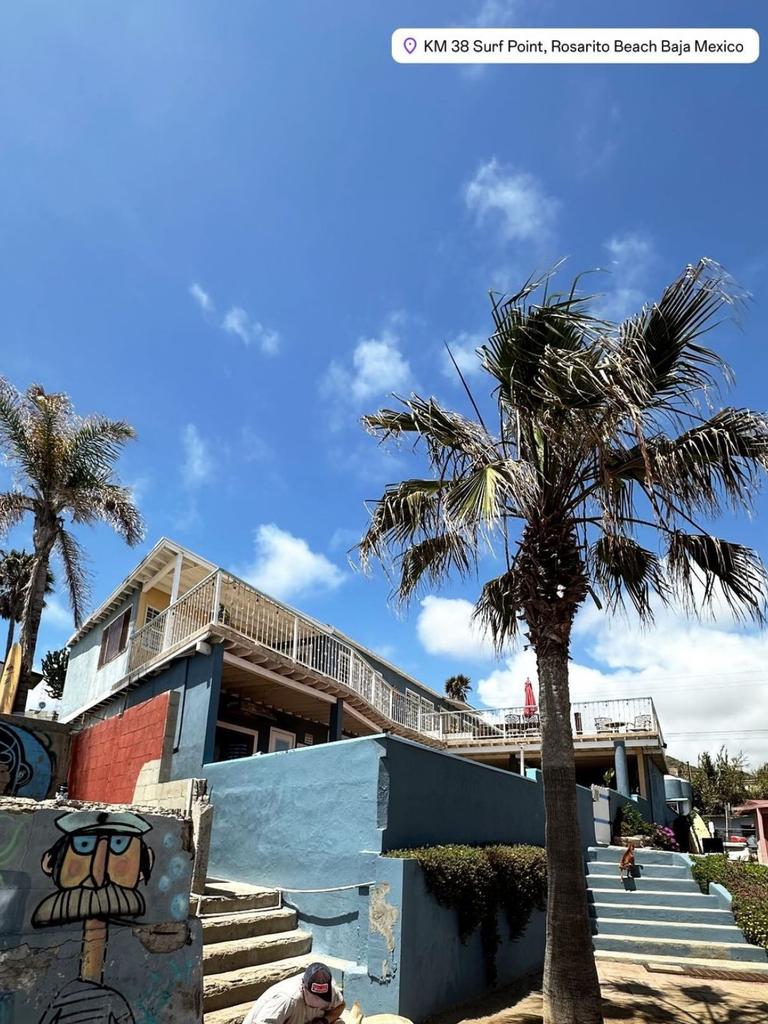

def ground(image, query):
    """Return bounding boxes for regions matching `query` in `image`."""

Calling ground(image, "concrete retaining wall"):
[0,797,202,1023]
[205,734,594,1018]
[0,715,71,800]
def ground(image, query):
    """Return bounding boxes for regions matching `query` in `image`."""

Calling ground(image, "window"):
[97,609,132,669]
[144,606,161,626]
[268,727,296,753]
[214,722,258,761]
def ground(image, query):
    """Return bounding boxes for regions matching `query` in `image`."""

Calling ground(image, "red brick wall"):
[68,692,172,803]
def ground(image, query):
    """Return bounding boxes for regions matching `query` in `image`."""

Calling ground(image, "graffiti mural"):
[0,802,202,1024]
[0,722,53,799]
[32,810,157,1022]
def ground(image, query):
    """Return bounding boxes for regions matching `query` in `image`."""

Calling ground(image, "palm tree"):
[0,384,144,696]
[358,260,768,1024]
[0,548,54,660]
[444,673,472,703]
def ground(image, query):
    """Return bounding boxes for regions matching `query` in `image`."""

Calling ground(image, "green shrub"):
[691,855,768,950]
[618,803,654,837]
[386,843,546,981]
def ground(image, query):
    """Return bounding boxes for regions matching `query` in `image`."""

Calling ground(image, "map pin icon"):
[403,36,417,55]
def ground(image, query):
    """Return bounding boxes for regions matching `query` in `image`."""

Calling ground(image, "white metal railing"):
[436,697,661,746]
[125,572,662,750]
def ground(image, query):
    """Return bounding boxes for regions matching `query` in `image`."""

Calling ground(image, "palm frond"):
[54,528,91,628]
[358,479,445,570]
[666,531,767,624]
[363,395,497,472]
[618,259,741,405]
[590,535,667,620]
[66,416,137,479]
[0,491,34,535]
[397,532,476,603]
[474,567,525,653]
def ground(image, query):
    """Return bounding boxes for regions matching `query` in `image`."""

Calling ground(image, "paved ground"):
[427,962,768,1024]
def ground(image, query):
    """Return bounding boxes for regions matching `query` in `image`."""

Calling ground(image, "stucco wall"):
[0,797,202,1023]
[205,734,593,1017]
[377,856,546,1021]
[0,715,71,801]
[61,591,140,719]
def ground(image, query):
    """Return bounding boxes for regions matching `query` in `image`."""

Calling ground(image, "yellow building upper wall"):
[136,586,171,629]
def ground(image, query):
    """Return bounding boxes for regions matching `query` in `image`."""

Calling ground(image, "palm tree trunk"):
[538,640,604,1024]
[18,518,57,707]
[4,615,14,661]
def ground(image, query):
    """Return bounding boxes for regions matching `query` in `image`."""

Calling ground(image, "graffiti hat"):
[302,963,333,1005]
[54,810,152,836]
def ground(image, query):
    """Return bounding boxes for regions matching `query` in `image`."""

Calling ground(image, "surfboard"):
[0,642,22,715]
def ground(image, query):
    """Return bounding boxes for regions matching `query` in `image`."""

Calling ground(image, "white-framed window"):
[97,609,132,669]
[268,727,296,753]
[144,606,161,626]
[215,721,258,761]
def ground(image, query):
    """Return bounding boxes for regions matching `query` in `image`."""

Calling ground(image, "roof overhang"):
[67,537,216,647]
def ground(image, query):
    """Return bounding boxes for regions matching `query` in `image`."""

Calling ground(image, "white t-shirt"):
[243,975,343,1024]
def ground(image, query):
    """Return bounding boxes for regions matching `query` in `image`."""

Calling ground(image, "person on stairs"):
[244,962,345,1024]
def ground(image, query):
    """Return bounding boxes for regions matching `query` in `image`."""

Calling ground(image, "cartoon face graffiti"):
[0,721,33,796]
[32,810,154,928]
[32,810,155,1024]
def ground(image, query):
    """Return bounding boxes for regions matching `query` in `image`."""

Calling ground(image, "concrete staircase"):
[586,846,768,971]
[195,879,353,1024]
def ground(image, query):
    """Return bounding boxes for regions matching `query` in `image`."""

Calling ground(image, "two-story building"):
[58,537,670,820]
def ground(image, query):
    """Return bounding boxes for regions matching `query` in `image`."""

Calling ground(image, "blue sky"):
[1,1,767,763]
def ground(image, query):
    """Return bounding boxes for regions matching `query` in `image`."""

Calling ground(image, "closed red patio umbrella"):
[523,677,538,718]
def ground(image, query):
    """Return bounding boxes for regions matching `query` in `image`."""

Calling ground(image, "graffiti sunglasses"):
[71,834,132,855]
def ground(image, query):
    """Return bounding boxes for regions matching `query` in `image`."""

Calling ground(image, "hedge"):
[691,855,768,949]
[386,843,546,981]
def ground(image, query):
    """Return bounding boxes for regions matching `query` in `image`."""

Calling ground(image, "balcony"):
[429,698,663,750]
[123,569,663,753]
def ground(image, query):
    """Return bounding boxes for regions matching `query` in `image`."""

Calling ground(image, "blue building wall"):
[205,734,596,1018]
[61,590,141,718]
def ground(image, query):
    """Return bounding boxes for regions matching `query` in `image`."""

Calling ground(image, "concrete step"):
[588,846,686,867]
[591,917,746,944]
[587,888,719,909]
[589,901,734,926]
[204,953,353,1013]
[595,947,768,974]
[202,908,297,943]
[194,889,281,916]
[204,1001,254,1024]
[593,933,768,963]
[586,874,698,893]
[203,930,312,976]
[586,861,690,880]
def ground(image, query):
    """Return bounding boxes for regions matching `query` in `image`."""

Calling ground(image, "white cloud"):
[189,282,213,313]
[241,524,345,601]
[475,602,768,769]
[598,232,655,321]
[41,596,73,630]
[222,307,281,355]
[443,332,484,380]
[415,585,768,767]
[181,423,213,487]
[417,596,496,661]
[321,330,414,420]
[188,283,281,355]
[465,160,559,243]
[473,0,521,26]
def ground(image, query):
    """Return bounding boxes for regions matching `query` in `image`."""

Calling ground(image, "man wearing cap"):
[243,962,345,1024]
[32,809,155,1024]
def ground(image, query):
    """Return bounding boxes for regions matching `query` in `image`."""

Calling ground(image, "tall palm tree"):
[444,673,472,703]
[0,384,144,696]
[0,548,54,660]
[358,260,768,1024]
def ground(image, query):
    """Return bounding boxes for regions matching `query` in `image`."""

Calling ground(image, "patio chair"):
[630,714,653,732]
